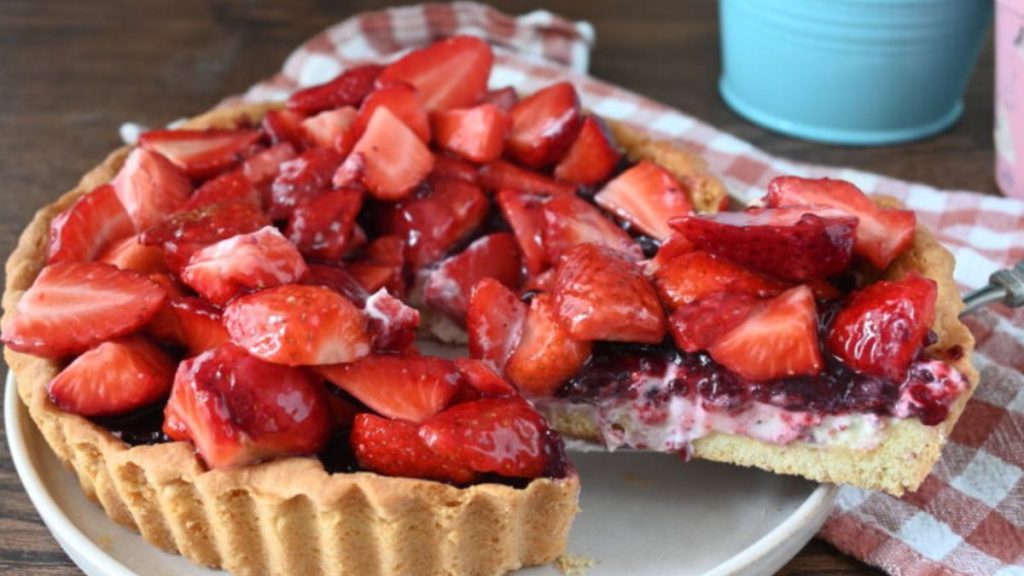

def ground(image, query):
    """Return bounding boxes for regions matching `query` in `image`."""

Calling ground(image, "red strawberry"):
[670,207,857,282]
[1,262,166,358]
[270,147,343,219]
[225,284,370,366]
[140,202,271,274]
[334,106,434,200]
[653,250,787,309]
[138,128,261,180]
[827,273,937,381]
[151,297,230,356]
[432,154,478,184]
[505,294,592,396]
[496,190,549,275]
[300,106,358,152]
[241,142,297,185]
[765,176,917,269]
[668,292,759,353]
[301,263,369,306]
[261,109,310,148]
[480,86,519,112]
[708,285,823,381]
[351,413,477,484]
[183,170,262,211]
[431,103,510,163]
[163,343,330,468]
[419,397,550,478]
[98,234,167,274]
[286,64,384,114]
[383,177,488,269]
[352,82,431,143]
[647,233,695,273]
[424,233,523,326]
[347,235,406,295]
[47,336,175,417]
[111,148,192,231]
[377,36,493,111]
[506,82,582,168]
[554,117,622,186]
[594,160,692,240]
[523,268,556,293]
[285,187,364,260]
[325,392,360,430]
[467,278,529,371]
[455,358,517,397]
[363,288,420,353]
[552,243,666,343]
[543,193,643,262]
[319,354,460,423]
[181,226,308,305]
[47,184,135,264]
[478,160,575,196]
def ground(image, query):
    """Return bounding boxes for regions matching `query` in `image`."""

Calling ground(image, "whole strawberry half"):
[553,243,666,344]
[670,207,857,282]
[506,81,582,168]
[505,294,592,397]
[111,148,192,232]
[653,250,786,309]
[163,343,331,469]
[47,184,135,265]
[351,413,478,484]
[827,273,937,381]
[424,232,523,326]
[467,278,528,372]
[48,336,175,417]
[225,284,370,366]
[138,128,261,180]
[594,160,691,240]
[376,36,493,112]
[2,262,166,358]
[286,64,384,115]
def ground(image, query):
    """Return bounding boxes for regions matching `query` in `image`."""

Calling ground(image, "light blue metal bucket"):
[719,0,993,145]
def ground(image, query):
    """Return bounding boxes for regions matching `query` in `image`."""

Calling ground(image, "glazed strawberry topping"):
[424,232,523,326]
[555,116,622,186]
[653,250,786,309]
[376,36,493,112]
[505,294,592,397]
[351,413,478,484]
[594,160,690,239]
[286,64,383,115]
[506,82,582,168]
[138,128,261,180]
[112,148,192,231]
[47,184,135,265]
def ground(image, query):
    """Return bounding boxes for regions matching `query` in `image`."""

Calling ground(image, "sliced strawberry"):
[543,193,643,262]
[383,177,488,269]
[431,103,510,163]
[261,109,310,149]
[827,273,937,381]
[138,128,261,180]
[285,187,364,260]
[183,170,262,211]
[554,117,622,186]
[505,294,592,396]
[668,292,759,353]
[47,184,135,264]
[98,234,167,274]
[670,207,857,282]
[552,243,665,343]
[301,106,358,153]
[140,201,271,274]
[652,250,787,309]
[496,190,549,275]
[319,354,460,423]
[286,64,384,115]
[163,343,330,468]
[301,263,369,306]
[480,86,519,112]
[325,392,360,430]
[351,413,477,484]
[48,336,175,417]
[506,82,582,168]
[1,262,166,358]
[225,284,370,366]
[467,278,528,371]
[419,397,550,478]
[270,147,343,219]
[647,233,695,273]
[454,358,517,397]
[432,154,478,183]
[523,268,556,293]
[241,142,297,185]
[377,36,493,111]
[150,297,230,356]
[594,160,691,239]
[478,160,575,196]
[765,176,917,270]
[363,288,420,353]
[347,235,406,296]
[334,106,434,200]
[352,82,431,143]
[423,233,522,326]
[111,148,192,231]
[181,226,308,305]
[708,285,823,381]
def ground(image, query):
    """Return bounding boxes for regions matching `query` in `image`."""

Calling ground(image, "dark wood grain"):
[0,1,993,574]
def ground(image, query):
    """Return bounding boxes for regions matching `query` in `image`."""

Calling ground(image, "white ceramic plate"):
[6,372,837,576]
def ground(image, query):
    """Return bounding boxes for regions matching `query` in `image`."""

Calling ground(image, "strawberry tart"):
[1,35,975,576]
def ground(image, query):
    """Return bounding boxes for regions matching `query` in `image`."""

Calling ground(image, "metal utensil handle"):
[961,260,1024,315]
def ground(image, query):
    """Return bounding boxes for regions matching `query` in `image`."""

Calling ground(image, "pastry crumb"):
[97,535,113,552]
[555,553,597,575]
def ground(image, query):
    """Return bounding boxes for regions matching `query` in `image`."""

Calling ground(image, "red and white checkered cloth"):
[234,4,1024,574]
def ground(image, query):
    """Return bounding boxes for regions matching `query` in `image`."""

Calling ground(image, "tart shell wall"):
[2,103,586,576]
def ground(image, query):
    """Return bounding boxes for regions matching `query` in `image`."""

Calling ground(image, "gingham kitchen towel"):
[235,4,1024,574]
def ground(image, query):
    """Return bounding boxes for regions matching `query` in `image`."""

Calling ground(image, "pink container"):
[996,0,1024,198]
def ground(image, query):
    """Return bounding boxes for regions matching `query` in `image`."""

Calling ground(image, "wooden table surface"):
[0,1,996,574]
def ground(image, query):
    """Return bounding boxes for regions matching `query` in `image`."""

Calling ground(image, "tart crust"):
[2,103,588,576]
[548,196,979,496]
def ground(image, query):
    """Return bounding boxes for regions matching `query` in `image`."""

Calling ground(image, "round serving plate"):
[5,371,837,576]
